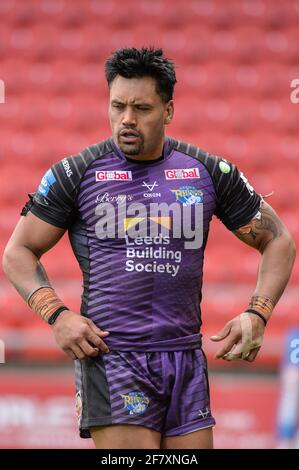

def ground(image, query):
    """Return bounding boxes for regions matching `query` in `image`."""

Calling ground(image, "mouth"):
[119,129,140,143]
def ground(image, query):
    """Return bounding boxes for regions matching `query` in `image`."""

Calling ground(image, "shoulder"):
[170,137,236,188]
[28,139,114,227]
[50,138,114,191]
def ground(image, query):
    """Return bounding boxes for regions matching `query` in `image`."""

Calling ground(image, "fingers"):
[85,320,110,353]
[53,314,111,359]
[79,339,100,358]
[87,319,110,338]
[210,322,240,360]
[86,330,110,353]
[210,322,232,342]
[72,325,110,357]
[65,348,77,360]
[215,329,242,359]
[71,345,91,360]
[244,346,261,362]
[210,313,263,362]
[64,343,99,361]
[215,333,241,359]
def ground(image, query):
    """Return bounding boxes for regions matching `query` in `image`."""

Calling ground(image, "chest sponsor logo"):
[164,168,200,180]
[170,186,203,206]
[142,181,161,198]
[95,192,133,203]
[142,181,158,192]
[95,170,132,181]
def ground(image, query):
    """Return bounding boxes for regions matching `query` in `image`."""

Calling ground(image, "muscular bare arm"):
[211,201,296,362]
[232,200,296,306]
[3,212,65,301]
[2,212,110,360]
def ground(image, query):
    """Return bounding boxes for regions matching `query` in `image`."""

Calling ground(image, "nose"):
[122,106,137,127]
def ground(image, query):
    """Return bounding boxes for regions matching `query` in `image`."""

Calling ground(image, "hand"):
[51,310,110,360]
[210,313,266,362]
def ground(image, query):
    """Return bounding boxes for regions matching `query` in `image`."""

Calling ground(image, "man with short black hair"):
[3,47,296,449]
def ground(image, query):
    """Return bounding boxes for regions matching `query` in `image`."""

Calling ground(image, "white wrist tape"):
[223,312,264,361]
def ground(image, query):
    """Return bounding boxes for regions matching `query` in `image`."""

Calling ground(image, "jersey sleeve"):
[212,158,262,231]
[20,141,111,228]
[21,159,78,229]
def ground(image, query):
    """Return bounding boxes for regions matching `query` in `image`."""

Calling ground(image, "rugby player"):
[3,47,296,449]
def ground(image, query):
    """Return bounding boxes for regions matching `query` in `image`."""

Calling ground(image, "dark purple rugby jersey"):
[23,137,261,352]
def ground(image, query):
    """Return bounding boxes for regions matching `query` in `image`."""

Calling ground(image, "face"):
[109,75,174,159]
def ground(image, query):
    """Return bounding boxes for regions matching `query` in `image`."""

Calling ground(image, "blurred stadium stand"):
[0,0,298,448]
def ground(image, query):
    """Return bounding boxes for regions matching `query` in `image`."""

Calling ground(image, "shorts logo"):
[121,391,150,415]
[198,407,210,419]
[96,170,132,181]
[37,169,56,196]
[170,186,203,206]
[165,168,200,180]
[75,391,83,423]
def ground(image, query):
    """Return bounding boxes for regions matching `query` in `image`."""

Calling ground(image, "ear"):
[164,100,174,125]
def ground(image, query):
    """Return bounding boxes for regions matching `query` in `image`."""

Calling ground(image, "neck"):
[125,152,162,161]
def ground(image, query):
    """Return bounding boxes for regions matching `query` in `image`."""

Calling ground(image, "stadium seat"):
[232,26,270,63]
[255,62,292,97]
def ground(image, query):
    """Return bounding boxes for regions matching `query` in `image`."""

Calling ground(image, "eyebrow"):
[111,99,125,105]
[111,99,153,107]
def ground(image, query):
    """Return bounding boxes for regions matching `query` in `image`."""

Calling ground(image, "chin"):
[119,142,143,156]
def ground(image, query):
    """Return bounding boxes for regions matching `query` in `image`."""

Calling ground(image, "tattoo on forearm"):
[11,261,51,302]
[35,261,50,285]
[11,281,30,300]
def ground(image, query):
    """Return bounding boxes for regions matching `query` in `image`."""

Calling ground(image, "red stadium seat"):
[232,27,270,63]
[255,62,292,97]
[0,164,42,205]
[194,61,237,97]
